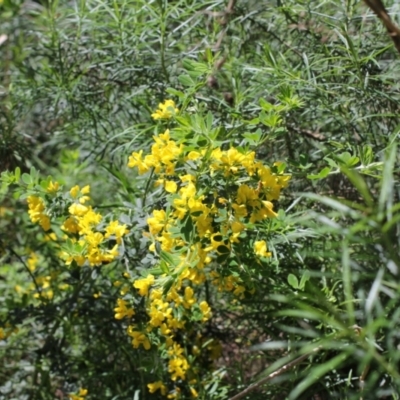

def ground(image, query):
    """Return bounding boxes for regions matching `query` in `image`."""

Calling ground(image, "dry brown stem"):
[363,0,400,54]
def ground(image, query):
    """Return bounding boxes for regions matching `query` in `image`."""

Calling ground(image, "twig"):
[211,0,236,52]
[205,0,237,93]
[228,346,322,400]
[363,0,400,54]
[8,246,43,299]
[288,125,326,141]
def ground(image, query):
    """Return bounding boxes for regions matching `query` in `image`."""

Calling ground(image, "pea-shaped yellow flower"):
[254,240,272,257]
[151,99,179,120]
[133,274,155,296]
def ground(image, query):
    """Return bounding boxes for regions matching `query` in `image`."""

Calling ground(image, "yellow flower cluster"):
[132,132,288,284]
[124,124,290,397]
[148,381,168,396]
[114,298,135,320]
[113,270,213,395]
[27,196,51,231]
[254,240,271,257]
[128,130,182,175]
[25,183,129,269]
[118,279,212,382]
[151,100,179,120]
[60,185,129,267]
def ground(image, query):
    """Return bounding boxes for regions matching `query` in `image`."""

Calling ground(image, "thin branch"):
[363,0,400,54]
[228,346,322,400]
[288,125,326,141]
[8,246,43,299]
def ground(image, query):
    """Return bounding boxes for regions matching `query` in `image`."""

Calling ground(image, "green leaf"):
[180,215,193,242]
[14,167,21,182]
[299,270,310,290]
[360,145,373,166]
[21,173,32,185]
[259,111,281,128]
[182,59,208,73]
[340,166,374,208]
[162,277,175,295]
[166,88,185,98]
[160,261,170,274]
[175,116,192,128]
[288,274,299,289]
[378,143,396,215]
[148,267,163,276]
[30,166,38,180]
[159,251,178,268]
[303,193,355,215]
[336,152,359,167]
[325,157,338,168]
[307,167,331,180]
[259,98,275,112]
[178,75,195,87]
[216,252,230,264]
[243,132,261,145]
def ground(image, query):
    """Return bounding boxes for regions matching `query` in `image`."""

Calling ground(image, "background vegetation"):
[0,0,399,399]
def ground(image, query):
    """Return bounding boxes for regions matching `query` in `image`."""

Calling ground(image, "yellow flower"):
[180,174,196,183]
[68,203,88,216]
[190,387,199,398]
[183,286,196,309]
[61,217,80,234]
[27,196,51,231]
[70,185,80,199]
[104,220,129,244]
[148,307,166,327]
[186,151,201,160]
[114,298,135,320]
[69,185,90,203]
[27,196,45,220]
[133,275,155,296]
[236,184,258,206]
[230,219,245,233]
[147,210,167,235]
[199,301,211,321]
[128,150,151,174]
[233,285,246,297]
[168,356,189,381]
[81,185,90,195]
[78,208,102,234]
[44,232,57,241]
[39,215,51,231]
[262,200,278,218]
[27,252,39,272]
[151,99,179,120]
[148,381,167,395]
[46,180,60,194]
[164,180,178,193]
[254,240,271,257]
[127,327,151,350]
[69,388,88,400]
[160,323,171,336]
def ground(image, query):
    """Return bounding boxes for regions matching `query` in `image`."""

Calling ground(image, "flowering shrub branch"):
[1,99,290,399]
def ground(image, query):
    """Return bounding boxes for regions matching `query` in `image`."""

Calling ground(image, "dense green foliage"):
[1,0,400,399]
